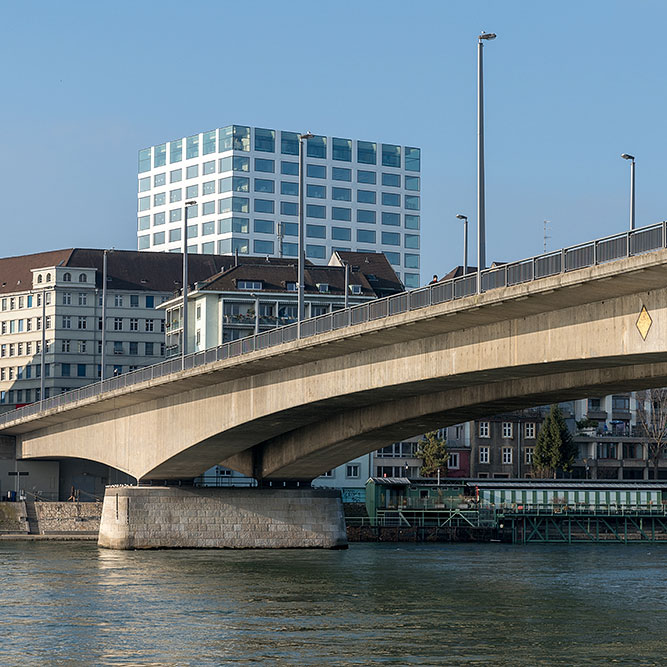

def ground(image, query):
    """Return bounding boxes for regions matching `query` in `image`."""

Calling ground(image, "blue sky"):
[1,1,666,284]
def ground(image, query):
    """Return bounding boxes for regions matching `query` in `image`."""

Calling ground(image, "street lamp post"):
[456,214,469,275]
[40,288,46,403]
[182,200,197,368]
[297,132,313,338]
[621,153,635,230]
[100,249,109,384]
[477,31,496,292]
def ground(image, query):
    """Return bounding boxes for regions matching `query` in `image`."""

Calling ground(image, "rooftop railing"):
[1,221,665,427]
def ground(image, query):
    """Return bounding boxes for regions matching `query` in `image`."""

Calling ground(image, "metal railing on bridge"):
[1,221,666,427]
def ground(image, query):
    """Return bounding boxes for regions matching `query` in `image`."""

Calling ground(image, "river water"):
[0,541,665,666]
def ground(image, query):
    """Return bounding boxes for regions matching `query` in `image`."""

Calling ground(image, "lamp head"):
[456,214,468,221]
[621,153,635,161]
[185,200,197,206]
[479,32,497,41]
[300,131,314,140]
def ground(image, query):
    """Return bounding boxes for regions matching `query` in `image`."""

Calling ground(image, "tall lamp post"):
[621,153,635,230]
[477,31,496,292]
[456,214,469,275]
[297,132,313,338]
[100,249,111,384]
[182,200,197,368]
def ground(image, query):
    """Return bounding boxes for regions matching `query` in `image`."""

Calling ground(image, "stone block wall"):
[35,502,102,534]
[0,502,28,533]
[98,486,348,550]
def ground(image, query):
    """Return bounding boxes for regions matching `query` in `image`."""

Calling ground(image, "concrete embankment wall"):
[0,502,28,533]
[35,502,102,534]
[98,486,348,550]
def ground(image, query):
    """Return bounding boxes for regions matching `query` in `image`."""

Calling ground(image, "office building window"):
[405,146,421,172]
[306,135,327,159]
[357,141,377,165]
[281,131,299,156]
[381,144,401,167]
[254,158,275,173]
[332,137,352,161]
[255,128,275,153]
[332,187,351,201]
[357,210,376,224]
[357,190,376,204]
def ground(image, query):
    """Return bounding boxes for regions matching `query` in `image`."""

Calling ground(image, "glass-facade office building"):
[137,125,421,287]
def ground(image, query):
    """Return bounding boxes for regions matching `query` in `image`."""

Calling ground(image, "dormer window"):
[79,273,87,283]
[63,272,71,282]
[45,273,51,282]
[317,283,329,293]
[37,275,43,284]
[349,284,362,295]
[286,282,297,292]
[237,280,262,290]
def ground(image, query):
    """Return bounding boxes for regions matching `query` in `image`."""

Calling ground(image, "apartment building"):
[0,249,235,410]
[160,250,403,354]
[447,394,667,480]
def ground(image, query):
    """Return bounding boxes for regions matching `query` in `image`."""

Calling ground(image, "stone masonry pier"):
[97,486,348,550]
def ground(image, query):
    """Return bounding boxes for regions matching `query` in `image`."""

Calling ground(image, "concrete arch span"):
[11,264,667,482]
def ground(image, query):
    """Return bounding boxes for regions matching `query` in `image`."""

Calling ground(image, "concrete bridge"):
[2,224,667,486]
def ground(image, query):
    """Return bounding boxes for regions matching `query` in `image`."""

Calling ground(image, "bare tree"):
[635,388,667,479]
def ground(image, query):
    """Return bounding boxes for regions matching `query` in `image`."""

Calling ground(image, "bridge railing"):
[1,220,665,427]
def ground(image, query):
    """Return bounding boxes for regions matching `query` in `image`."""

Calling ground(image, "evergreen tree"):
[533,405,576,478]
[416,431,448,477]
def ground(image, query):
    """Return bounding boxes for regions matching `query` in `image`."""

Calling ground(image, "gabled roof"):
[328,251,404,296]
[0,249,235,295]
[195,258,377,296]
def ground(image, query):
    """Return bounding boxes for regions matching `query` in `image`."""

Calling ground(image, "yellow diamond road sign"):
[636,306,652,340]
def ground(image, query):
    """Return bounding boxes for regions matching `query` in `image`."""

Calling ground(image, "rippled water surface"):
[1,541,666,665]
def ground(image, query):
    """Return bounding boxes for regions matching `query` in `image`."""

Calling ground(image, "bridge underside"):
[6,251,667,482]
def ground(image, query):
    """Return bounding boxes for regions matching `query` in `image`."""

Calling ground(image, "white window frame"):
[502,422,513,439]
[447,452,460,469]
[479,446,489,464]
[346,464,360,478]
[502,447,513,465]
[525,447,534,465]
[525,422,536,439]
[479,422,490,438]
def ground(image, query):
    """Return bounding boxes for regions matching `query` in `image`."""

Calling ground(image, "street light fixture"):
[621,153,636,230]
[477,31,496,293]
[182,200,197,367]
[100,248,114,384]
[297,132,314,338]
[456,214,469,275]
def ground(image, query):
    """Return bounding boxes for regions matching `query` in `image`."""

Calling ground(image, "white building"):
[137,125,422,288]
[0,248,233,410]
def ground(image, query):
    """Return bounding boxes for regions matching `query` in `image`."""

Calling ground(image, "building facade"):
[160,251,403,353]
[0,249,234,410]
[137,125,422,287]
[447,394,667,480]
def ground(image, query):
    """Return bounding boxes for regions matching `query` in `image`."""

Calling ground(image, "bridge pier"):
[97,486,347,550]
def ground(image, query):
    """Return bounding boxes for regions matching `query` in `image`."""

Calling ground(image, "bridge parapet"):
[1,221,666,430]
